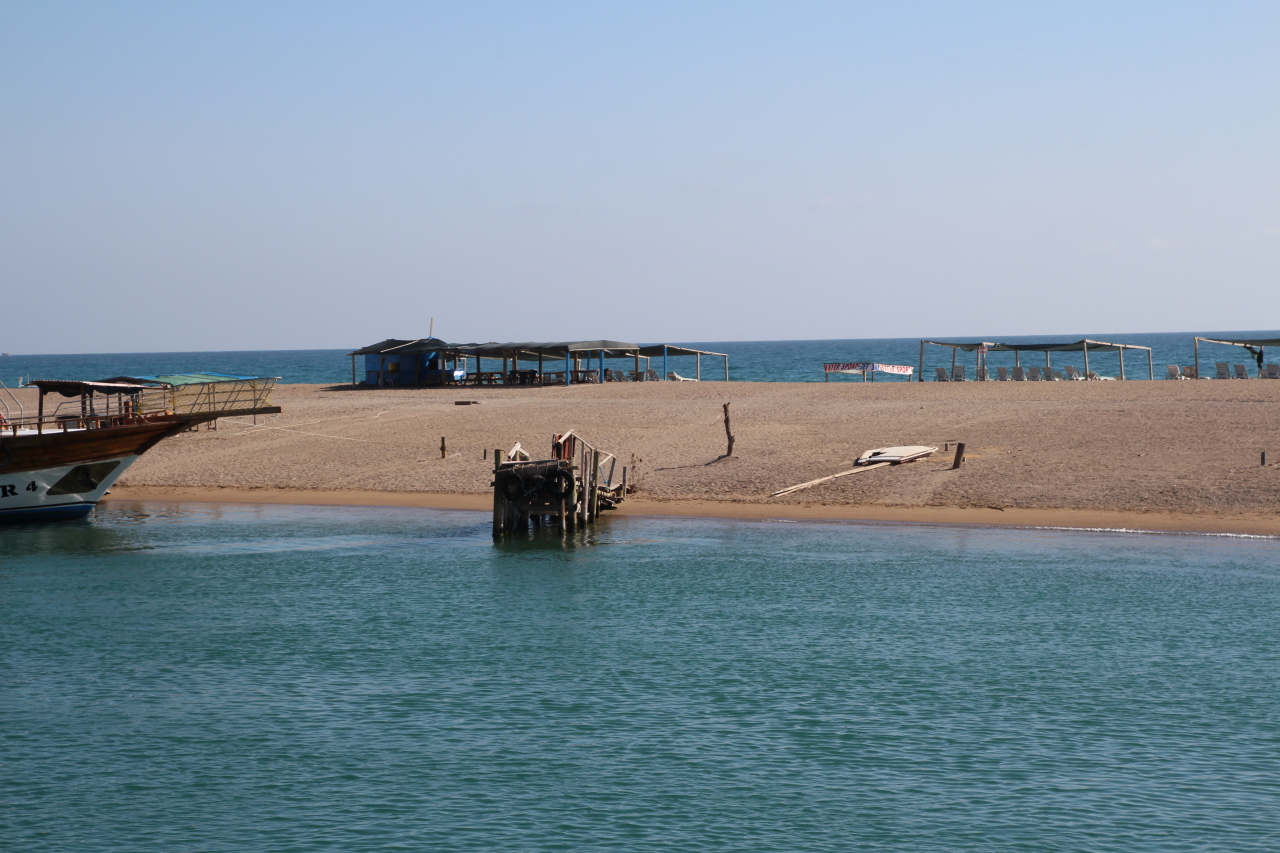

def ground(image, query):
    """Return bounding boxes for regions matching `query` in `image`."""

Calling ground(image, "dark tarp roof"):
[351,338,729,359]
[923,338,1152,353]
[636,344,728,357]
[470,340,639,357]
[30,379,148,397]
[348,338,463,356]
[1196,337,1280,348]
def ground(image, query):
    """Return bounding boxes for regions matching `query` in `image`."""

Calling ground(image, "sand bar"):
[9,380,1273,535]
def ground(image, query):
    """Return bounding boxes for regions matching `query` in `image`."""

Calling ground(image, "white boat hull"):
[0,455,139,520]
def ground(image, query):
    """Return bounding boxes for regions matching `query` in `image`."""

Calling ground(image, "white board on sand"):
[855,445,938,466]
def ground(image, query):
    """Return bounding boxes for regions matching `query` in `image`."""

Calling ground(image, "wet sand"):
[65,378,1279,535]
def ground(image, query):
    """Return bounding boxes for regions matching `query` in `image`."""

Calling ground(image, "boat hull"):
[0,455,140,520]
[0,418,198,522]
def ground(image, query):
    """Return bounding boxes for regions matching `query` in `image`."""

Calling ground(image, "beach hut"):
[348,338,472,387]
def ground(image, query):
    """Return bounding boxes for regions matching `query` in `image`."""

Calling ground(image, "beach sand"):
[16,380,1273,534]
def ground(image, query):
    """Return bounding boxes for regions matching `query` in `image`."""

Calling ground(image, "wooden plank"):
[768,462,890,498]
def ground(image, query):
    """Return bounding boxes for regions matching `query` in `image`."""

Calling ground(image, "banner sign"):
[824,362,914,375]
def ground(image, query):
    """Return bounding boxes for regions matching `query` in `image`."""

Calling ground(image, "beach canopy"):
[468,340,641,357]
[98,372,271,387]
[349,338,730,383]
[636,344,726,358]
[29,379,149,397]
[1195,336,1280,348]
[919,339,1154,379]
[1193,336,1280,377]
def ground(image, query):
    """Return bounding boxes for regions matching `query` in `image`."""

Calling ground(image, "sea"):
[3,330,1279,386]
[4,503,1280,851]
[4,335,1280,850]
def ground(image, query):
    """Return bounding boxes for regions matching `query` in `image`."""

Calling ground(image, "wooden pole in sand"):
[952,443,966,469]
[723,402,735,457]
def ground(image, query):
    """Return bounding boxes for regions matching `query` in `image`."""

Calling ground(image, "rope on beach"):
[219,419,371,442]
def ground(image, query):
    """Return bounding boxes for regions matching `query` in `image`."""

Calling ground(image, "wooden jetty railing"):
[491,430,627,538]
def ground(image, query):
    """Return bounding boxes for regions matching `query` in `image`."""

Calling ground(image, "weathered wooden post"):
[590,449,601,521]
[492,449,505,537]
[723,402,735,457]
[441,436,447,459]
[951,443,966,470]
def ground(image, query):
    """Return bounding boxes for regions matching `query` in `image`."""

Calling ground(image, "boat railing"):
[1,379,278,436]
[0,380,22,425]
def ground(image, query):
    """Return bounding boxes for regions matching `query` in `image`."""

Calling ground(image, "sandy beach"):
[11,380,1270,534]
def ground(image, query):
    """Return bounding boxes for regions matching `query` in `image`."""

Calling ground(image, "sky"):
[2,1,1277,353]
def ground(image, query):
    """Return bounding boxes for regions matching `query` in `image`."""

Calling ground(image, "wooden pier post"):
[491,449,505,537]
[590,449,601,521]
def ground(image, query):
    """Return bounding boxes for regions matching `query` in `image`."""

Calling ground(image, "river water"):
[5,502,1279,851]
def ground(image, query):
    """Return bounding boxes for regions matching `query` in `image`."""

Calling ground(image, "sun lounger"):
[995,367,1010,381]
[976,367,989,381]
[645,369,662,382]
[935,367,950,382]
[951,366,966,381]
[1215,362,1231,380]
[1086,371,1115,380]
[1063,366,1083,380]
[1234,364,1250,379]
[1027,367,1042,381]
[1182,366,1198,379]
[1267,364,1280,379]
[1166,365,1182,380]
[667,371,697,381]
[1011,367,1027,381]
[1043,368,1063,381]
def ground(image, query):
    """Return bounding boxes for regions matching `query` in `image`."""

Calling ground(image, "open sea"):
[3,330,1279,387]
[4,502,1280,851]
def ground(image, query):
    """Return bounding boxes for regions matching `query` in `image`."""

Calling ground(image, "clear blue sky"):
[2,1,1276,353]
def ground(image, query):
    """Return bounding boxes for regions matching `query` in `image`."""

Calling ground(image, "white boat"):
[855,445,938,466]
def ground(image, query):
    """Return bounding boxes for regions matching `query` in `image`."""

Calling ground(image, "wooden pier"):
[491,431,627,538]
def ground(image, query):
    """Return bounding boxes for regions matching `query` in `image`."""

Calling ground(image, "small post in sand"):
[723,403,735,457]
[952,443,966,469]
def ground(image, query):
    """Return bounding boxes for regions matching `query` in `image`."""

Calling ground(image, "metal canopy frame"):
[1193,337,1280,378]
[918,339,1154,381]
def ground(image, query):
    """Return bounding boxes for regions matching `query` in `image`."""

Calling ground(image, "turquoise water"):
[4,329,1278,386]
[4,503,1280,851]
